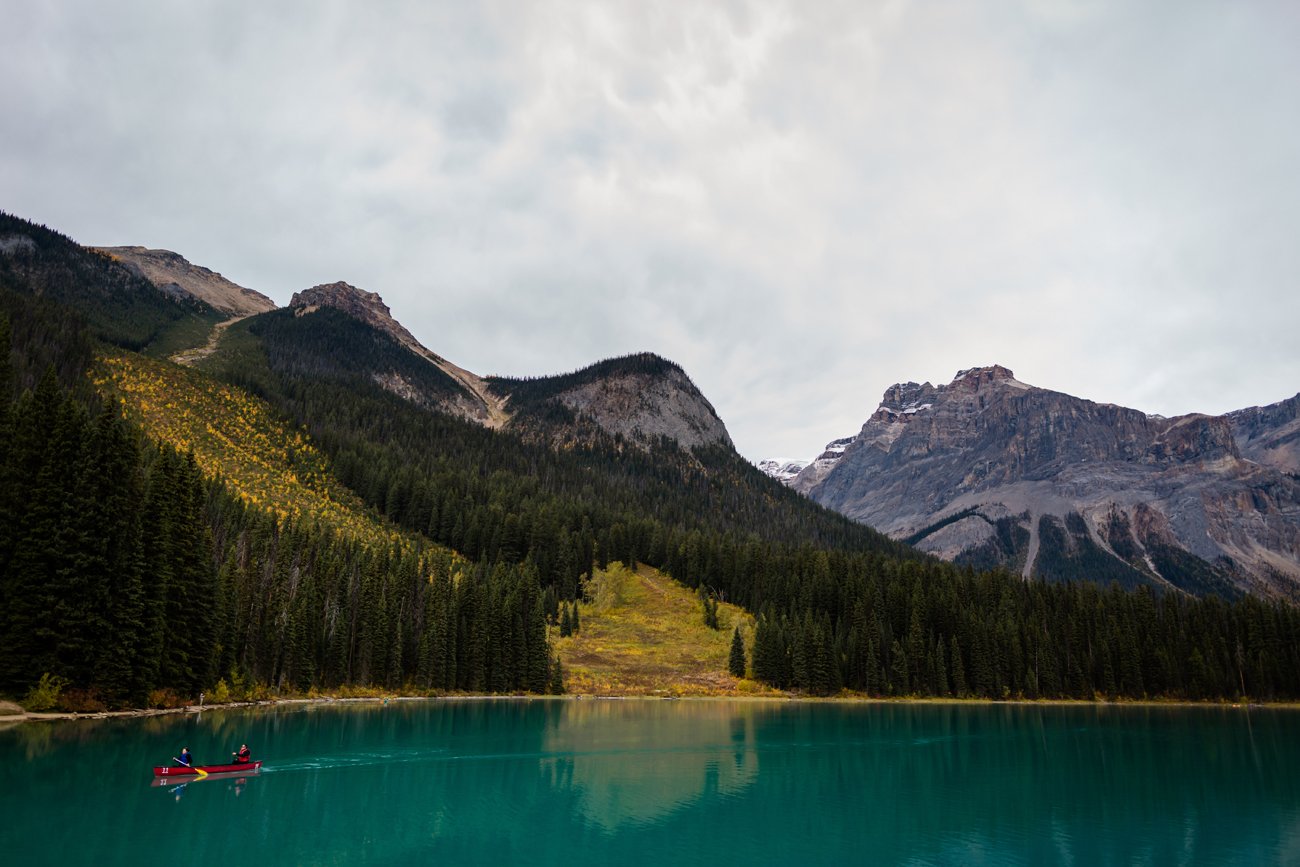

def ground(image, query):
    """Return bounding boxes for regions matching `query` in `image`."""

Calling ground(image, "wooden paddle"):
[174,756,208,777]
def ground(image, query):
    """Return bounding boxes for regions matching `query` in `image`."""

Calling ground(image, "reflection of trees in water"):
[737,703,1300,864]
[5,718,55,760]
[540,700,761,831]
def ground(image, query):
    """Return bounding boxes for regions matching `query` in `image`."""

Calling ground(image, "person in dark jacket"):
[178,747,194,767]
[231,744,251,764]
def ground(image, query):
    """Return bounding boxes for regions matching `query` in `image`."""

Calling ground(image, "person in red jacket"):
[231,744,251,764]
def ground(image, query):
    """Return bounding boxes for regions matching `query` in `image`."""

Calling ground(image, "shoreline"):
[5,692,1297,724]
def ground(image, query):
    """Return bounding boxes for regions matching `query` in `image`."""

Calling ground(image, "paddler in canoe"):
[153,745,261,777]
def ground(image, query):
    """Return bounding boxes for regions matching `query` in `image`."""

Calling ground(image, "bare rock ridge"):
[95,246,276,317]
[792,365,1300,600]
[287,283,732,451]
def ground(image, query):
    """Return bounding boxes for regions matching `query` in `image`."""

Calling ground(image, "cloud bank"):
[4,0,1299,460]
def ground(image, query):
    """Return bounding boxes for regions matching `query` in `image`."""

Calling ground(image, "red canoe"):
[153,760,262,777]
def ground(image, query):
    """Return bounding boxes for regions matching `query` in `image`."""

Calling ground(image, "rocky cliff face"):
[1228,393,1300,476]
[557,365,732,451]
[797,366,1300,599]
[487,353,734,453]
[96,247,276,317]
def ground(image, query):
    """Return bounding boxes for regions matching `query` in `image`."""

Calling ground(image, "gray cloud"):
[3,0,1298,460]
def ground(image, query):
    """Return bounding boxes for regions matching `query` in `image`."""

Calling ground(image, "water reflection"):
[1,700,1298,865]
[540,700,759,831]
[150,772,257,795]
[155,776,251,801]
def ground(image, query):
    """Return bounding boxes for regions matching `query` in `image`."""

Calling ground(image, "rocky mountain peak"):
[798,364,1300,598]
[290,281,432,358]
[948,364,1029,395]
[872,366,1025,422]
[878,381,942,415]
[291,281,389,321]
[288,281,514,427]
[787,434,857,493]
[758,458,809,483]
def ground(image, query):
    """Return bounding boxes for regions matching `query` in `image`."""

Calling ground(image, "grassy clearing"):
[554,563,782,697]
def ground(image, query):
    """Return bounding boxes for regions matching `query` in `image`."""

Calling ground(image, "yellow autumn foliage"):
[95,351,408,551]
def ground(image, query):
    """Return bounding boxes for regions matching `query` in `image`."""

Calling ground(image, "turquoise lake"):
[2,699,1298,865]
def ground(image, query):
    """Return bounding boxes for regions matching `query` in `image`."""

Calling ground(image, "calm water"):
[2,699,1298,865]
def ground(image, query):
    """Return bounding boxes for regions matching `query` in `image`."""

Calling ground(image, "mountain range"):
[122,241,1300,601]
[766,366,1300,599]
[4,207,1300,705]
[109,247,735,453]
[46,233,1300,602]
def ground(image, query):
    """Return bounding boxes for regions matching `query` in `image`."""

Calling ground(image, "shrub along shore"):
[8,692,1298,726]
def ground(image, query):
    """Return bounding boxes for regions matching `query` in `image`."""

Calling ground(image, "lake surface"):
[2,699,1298,865]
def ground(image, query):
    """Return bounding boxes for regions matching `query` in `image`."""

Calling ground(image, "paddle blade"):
[173,756,206,776]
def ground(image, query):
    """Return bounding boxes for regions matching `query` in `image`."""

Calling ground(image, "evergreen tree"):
[728,626,746,678]
[808,620,836,696]
[951,636,972,696]
[864,635,881,695]
[751,614,784,687]
[0,312,11,475]
[526,597,550,693]
[935,636,950,696]
[890,639,908,695]
[699,587,720,629]
[548,654,565,694]
[0,369,67,691]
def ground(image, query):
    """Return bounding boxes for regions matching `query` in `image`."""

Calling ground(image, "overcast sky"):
[4,1,1299,461]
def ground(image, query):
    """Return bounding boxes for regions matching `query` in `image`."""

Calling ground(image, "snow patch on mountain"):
[757,458,809,483]
[785,435,857,493]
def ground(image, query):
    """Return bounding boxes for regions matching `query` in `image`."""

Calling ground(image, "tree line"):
[748,560,1300,698]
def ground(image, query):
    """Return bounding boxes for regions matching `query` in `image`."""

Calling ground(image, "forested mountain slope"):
[1,211,222,360]
[0,214,555,709]
[198,295,908,562]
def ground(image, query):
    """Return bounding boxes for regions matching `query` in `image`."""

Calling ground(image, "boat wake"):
[259,747,451,774]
